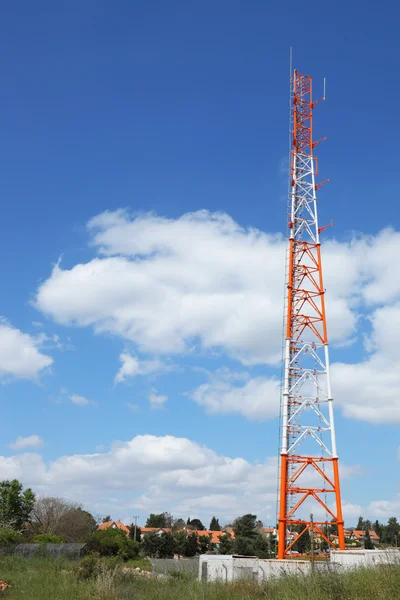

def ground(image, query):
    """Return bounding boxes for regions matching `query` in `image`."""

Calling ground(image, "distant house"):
[97,521,130,535]
[223,526,235,538]
[263,527,277,536]
[140,527,172,537]
[350,530,380,545]
[96,523,236,548]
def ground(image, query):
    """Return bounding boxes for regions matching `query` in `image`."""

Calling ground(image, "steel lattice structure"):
[277,70,345,559]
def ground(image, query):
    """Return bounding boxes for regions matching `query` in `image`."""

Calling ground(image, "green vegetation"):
[0,555,400,600]
[0,480,35,530]
[86,528,140,561]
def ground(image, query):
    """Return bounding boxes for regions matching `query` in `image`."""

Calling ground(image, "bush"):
[86,528,140,561]
[73,554,122,581]
[0,526,22,553]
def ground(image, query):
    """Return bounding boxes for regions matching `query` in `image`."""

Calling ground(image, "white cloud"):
[366,498,400,518]
[191,370,280,421]
[0,433,362,524]
[149,389,168,409]
[0,321,52,381]
[34,210,358,366]
[115,352,167,384]
[331,302,400,424]
[9,435,44,451]
[69,394,90,407]
[32,209,400,425]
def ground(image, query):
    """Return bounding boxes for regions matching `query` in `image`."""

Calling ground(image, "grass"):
[0,555,399,599]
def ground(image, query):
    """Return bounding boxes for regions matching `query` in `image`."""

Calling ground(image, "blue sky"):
[0,0,399,526]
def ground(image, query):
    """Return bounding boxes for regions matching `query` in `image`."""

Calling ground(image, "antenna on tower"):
[323,77,327,101]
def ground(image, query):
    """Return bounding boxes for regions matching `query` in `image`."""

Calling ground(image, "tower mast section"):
[277,70,345,559]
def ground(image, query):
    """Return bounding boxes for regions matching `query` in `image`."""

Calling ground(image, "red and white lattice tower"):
[277,70,345,559]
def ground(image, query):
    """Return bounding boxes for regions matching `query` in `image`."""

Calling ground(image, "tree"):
[356,516,364,530]
[32,497,74,535]
[364,529,374,550]
[233,514,257,538]
[293,526,311,554]
[187,518,205,531]
[356,516,372,531]
[218,534,234,554]
[382,517,399,546]
[373,520,382,539]
[268,533,277,556]
[142,531,175,558]
[253,532,270,558]
[157,532,175,558]
[142,531,160,557]
[102,515,112,523]
[173,531,187,557]
[32,498,96,542]
[0,480,35,530]
[183,532,199,557]
[145,512,173,528]
[235,536,255,556]
[172,518,186,532]
[198,534,212,554]
[57,508,97,542]
[86,527,139,561]
[128,525,141,542]
[209,516,221,531]
[329,518,338,536]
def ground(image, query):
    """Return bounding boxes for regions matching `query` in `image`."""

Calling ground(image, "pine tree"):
[356,516,364,530]
[364,528,374,550]
[373,520,382,539]
[209,516,221,531]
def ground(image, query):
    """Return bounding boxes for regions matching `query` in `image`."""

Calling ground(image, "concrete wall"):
[198,555,311,582]
[258,558,311,581]
[331,549,400,570]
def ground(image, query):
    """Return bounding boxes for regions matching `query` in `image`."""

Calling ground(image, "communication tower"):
[277,69,345,559]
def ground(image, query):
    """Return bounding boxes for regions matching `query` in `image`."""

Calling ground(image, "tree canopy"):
[0,480,35,530]
[187,518,205,531]
[145,512,173,528]
[32,497,96,542]
[233,514,257,538]
[209,516,221,531]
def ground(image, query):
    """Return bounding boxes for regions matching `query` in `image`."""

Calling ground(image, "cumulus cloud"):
[332,302,400,423]
[115,352,168,384]
[0,433,364,524]
[34,210,358,366]
[0,321,52,381]
[9,435,44,451]
[32,210,400,425]
[69,394,91,407]
[149,389,168,409]
[191,370,280,421]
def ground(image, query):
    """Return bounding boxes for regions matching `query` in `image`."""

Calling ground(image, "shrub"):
[0,526,22,551]
[73,554,122,581]
[86,527,140,561]
[32,533,65,544]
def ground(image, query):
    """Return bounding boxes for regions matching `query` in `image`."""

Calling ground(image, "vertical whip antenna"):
[277,69,345,559]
